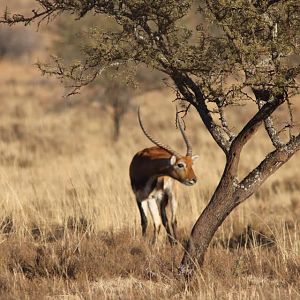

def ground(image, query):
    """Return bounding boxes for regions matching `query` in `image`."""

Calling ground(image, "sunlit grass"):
[0,58,299,299]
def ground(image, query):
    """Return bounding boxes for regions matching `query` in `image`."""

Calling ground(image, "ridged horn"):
[138,107,182,158]
[176,108,193,156]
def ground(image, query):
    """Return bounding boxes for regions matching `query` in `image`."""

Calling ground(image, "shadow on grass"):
[215,225,276,250]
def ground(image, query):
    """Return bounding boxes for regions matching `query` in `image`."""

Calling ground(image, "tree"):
[2,0,299,276]
[102,74,133,141]
[52,14,162,140]
[52,14,134,141]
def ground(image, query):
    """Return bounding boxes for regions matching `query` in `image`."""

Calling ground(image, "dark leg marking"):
[171,218,178,241]
[160,193,174,243]
[137,201,148,236]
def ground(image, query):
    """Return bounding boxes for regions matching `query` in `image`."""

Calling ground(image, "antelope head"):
[138,107,199,186]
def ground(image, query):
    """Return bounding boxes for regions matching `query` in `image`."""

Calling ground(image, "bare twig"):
[257,98,284,148]
[217,106,236,140]
[177,103,192,119]
[175,103,192,131]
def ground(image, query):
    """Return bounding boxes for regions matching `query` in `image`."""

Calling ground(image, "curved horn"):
[176,109,193,156]
[138,107,182,158]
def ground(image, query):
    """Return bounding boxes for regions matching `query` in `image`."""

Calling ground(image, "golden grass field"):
[0,55,299,299]
[0,3,300,297]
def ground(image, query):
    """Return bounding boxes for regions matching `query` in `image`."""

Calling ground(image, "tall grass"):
[0,59,299,299]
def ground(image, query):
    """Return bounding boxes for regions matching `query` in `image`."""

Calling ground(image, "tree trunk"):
[180,134,300,277]
[113,112,120,141]
[179,165,238,275]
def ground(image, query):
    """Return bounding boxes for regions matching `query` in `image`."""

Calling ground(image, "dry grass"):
[0,48,299,299]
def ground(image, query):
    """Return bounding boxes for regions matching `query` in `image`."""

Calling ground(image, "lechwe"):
[129,108,199,243]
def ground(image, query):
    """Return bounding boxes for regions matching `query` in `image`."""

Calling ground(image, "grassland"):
[0,25,299,299]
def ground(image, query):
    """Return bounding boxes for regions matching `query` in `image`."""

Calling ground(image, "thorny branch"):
[2,3,61,27]
[37,56,127,96]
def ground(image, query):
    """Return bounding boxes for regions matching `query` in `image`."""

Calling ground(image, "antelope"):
[129,108,199,243]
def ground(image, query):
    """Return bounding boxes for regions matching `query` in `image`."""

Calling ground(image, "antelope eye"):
[177,163,185,168]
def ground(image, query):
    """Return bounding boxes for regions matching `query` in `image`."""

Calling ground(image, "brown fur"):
[129,146,197,194]
[129,146,198,242]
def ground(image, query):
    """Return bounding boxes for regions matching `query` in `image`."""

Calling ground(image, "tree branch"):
[217,105,236,140]
[234,133,300,202]
[254,88,285,148]
[1,4,59,26]
[226,92,286,175]
[171,71,231,154]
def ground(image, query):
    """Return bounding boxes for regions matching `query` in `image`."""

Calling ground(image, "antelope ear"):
[192,155,200,162]
[170,155,177,165]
